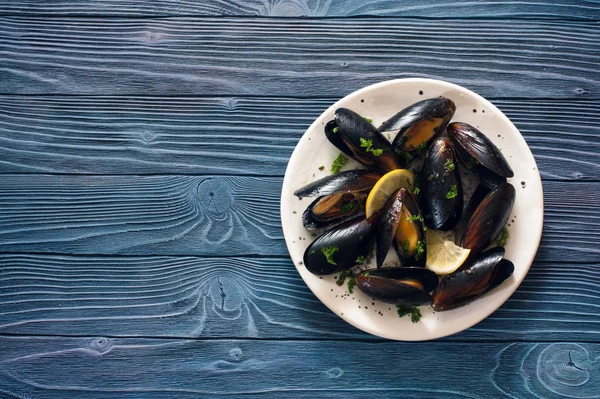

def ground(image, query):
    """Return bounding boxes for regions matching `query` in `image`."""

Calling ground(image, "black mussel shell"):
[376,188,406,268]
[448,122,514,178]
[356,267,438,305]
[461,183,515,256]
[455,184,491,245]
[302,195,365,230]
[432,247,514,311]
[420,137,463,230]
[381,97,455,160]
[329,108,401,173]
[294,170,381,198]
[303,213,379,275]
[453,143,507,189]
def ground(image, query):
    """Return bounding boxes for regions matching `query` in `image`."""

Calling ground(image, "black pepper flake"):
[419,90,424,95]
[473,109,477,113]
[292,211,297,214]
[482,110,485,113]
[372,302,375,306]
[498,135,501,138]
[360,99,365,103]
[365,306,368,310]
[358,306,361,309]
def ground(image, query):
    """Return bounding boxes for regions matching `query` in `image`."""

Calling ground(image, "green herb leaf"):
[402,240,410,254]
[396,305,422,323]
[321,245,339,265]
[363,117,373,123]
[331,153,348,174]
[444,159,456,172]
[318,165,325,171]
[363,271,370,277]
[347,276,356,293]
[406,214,424,223]
[355,255,365,264]
[414,240,425,261]
[340,201,360,214]
[336,269,354,286]
[332,127,339,134]
[446,185,458,199]
[371,148,383,156]
[466,157,479,169]
[397,150,414,164]
[495,226,510,246]
[360,138,383,156]
[413,173,421,195]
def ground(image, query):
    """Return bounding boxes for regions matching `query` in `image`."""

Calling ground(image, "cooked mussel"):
[448,122,514,178]
[326,108,401,173]
[454,184,491,245]
[378,97,455,162]
[460,183,515,256]
[356,267,438,305]
[432,247,514,311]
[376,188,426,268]
[420,137,463,230]
[294,171,381,230]
[303,213,379,275]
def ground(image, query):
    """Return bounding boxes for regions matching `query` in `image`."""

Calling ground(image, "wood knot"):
[229,348,243,361]
[88,337,113,354]
[197,178,233,217]
[537,343,595,396]
[325,367,344,379]
[208,276,244,317]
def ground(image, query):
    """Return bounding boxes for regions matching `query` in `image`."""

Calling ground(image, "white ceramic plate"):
[280,78,543,341]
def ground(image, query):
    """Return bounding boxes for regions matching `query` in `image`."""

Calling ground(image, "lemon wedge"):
[365,169,414,218]
[425,229,471,275]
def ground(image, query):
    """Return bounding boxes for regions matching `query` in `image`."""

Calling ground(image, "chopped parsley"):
[363,117,373,123]
[466,157,479,169]
[336,269,356,293]
[321,245,339,265]
[360,138,383,156]
[362,271,371,277]
[397,150,414,164]
[331,153,348,174]
[444,159,456,173]
[347,276,356,293]
[318,165,325,171]
[414,240,425,261]
[415,141,428,155]
[427,173,439,181]
[332,127,339,134]
[341,201,361,214]
[406,214,424,223]
[402,240,411,254]
[413,173,421,195]
[495,226,510,246]
[355,255,365,264]
[396,305,422,323]
[446,185,458,199]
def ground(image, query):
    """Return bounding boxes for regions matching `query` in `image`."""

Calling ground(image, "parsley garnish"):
[318,165,325,171]
[397,150,414,164]
[413,172,421,195]
[466,157,479,169]
[360,138,383,156]
[341,201,360,214]
[332,127,339,134]
[397,305,422,323]
[414,240,425,261]
[321,245,339,265]
[331,153,348,174]
[363,271,370,277]
[444,159,456,172]
[495,226,510,246]
[406,214,424,223]
[402,240,410,254]
[336,269,354,286]
[446,185,458,199]
[347,276,356,293]
[428,173,439,181]
[355,255,365,264]
[415,141,428,156]
[363,117,373,123]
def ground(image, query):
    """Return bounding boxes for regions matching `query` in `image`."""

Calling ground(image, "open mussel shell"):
[380,97,455,161]
[356,267,438,305]
[326,108,401,173]
[303,213,379,275]
[448,122,514,178]
[375,188,426,267]
[455,184,491,245]
[420,137,463,230]
[432,247,514,311]
[461,183,515,256]
[294,170,381,198]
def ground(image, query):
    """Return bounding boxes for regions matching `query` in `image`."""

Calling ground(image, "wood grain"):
[0,175,597,260]
[0,0,598,18]
[0,254,598,342]
[0,336,598,398]
[1,96,598,180]
[0,18,598,98]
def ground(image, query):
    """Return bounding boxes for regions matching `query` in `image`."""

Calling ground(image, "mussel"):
[448,122,513,189]
[432,247,514,311]
[303,213,379,275]
[460,183,515,256]
[356,267,438,305]
[326,108,401,173]
[378,97,456,163]
[376,188,426,268]
[454,184,491,245]
[420,137,463,230]
[294,170,381,230]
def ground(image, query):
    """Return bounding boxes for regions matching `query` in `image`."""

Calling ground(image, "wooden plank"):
[1,97,598,180]
[0,18,598,98]
[0,176,597,260]
[0,0,598,19]
[0,336,597,398]
[0,254,598,342]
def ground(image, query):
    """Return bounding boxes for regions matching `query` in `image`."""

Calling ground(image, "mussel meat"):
[356,267,438,305]
[326,108,401,173]
[378,97,456,163]
[376,188,426,268]
[460,183,515,256]
[420,137,463,230]
[303,213,379,275]
[432,247,514,311]
[294,170,381,230]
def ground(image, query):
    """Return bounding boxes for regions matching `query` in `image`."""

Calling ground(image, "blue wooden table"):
[1,1,599,398]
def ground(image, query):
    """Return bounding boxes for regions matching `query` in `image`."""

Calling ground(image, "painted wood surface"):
[0,336,598,398]
[1,0,599,18]
[0,176,596,260]
[0,18,598,98]
[1,96,598,180]
[0,254,598,342]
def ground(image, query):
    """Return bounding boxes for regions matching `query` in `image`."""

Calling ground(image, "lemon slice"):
[365,169,414,218]
[425,229,471,275]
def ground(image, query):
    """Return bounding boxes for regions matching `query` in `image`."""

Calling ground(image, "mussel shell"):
[356,267,437,305]
[461,183,515,255]
[302,195,364,231]
[382,97,455,154]
[432,247,514,311]
[294,170,381,198]
[455,184,491,245]
[330,108,402,173]
[376,188,406,267]
[420,137,463,230]
[453,143,507,189]
[448,122,514,178]
[303,213,379,275]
